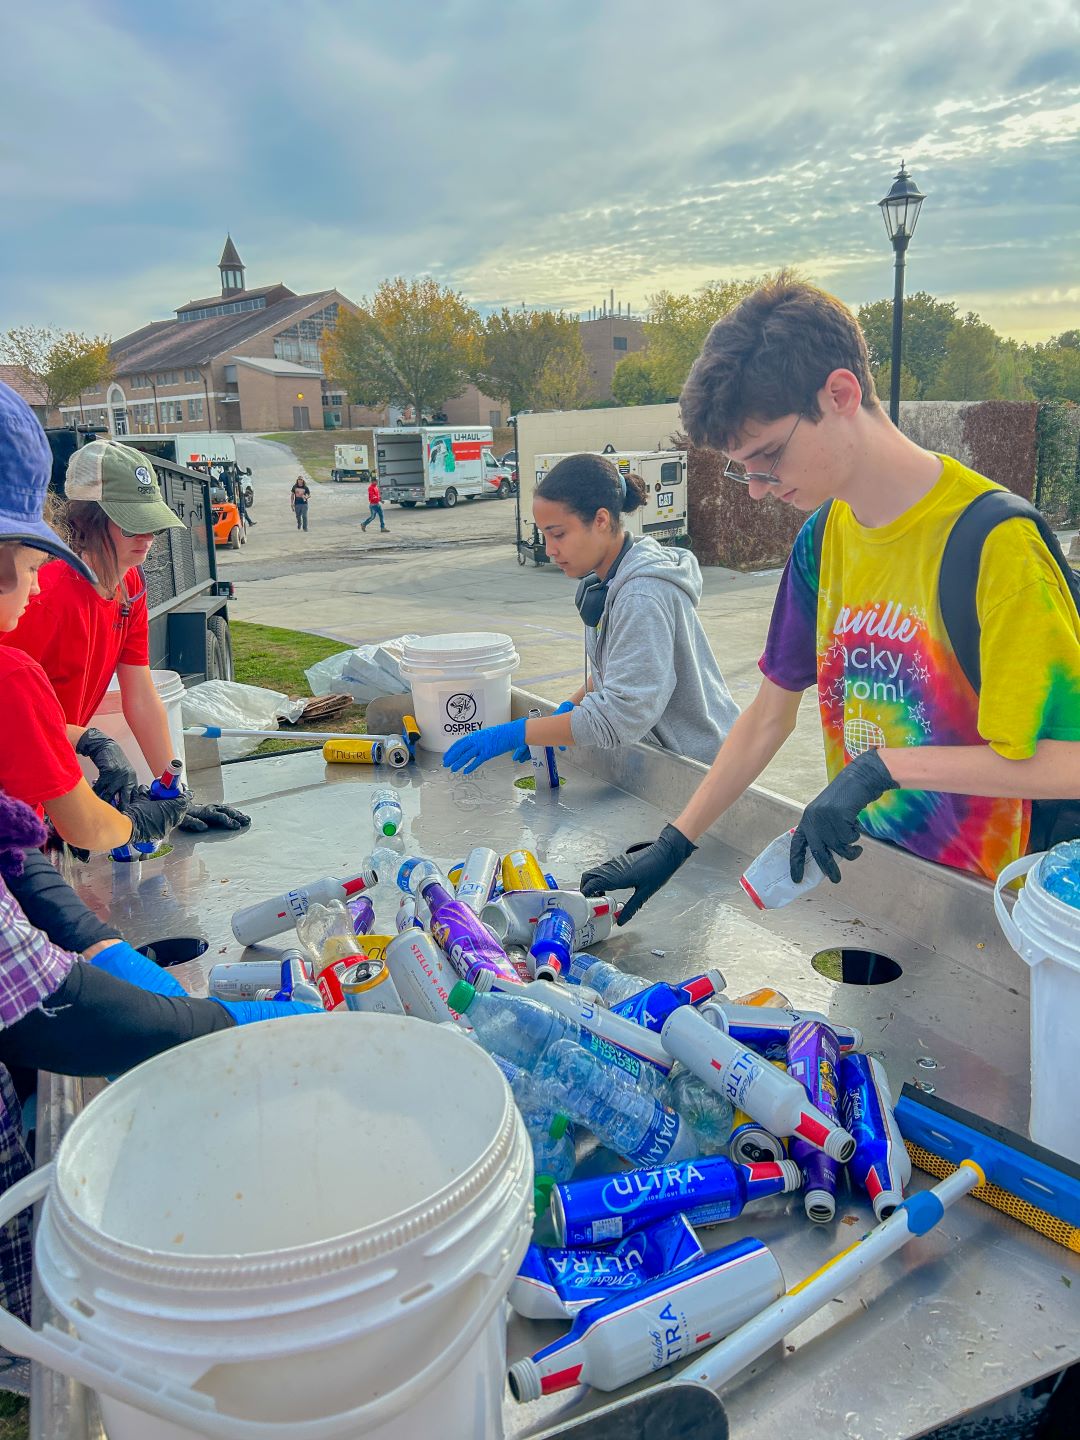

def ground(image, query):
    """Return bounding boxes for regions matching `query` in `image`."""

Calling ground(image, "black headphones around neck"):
[574,533,634,628]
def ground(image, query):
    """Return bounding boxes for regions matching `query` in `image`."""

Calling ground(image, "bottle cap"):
[381,821,398,836]
[804,1187,836,1223]
[548,1113,570,1141]
[533,1175,556,1218]
[447,980,476,1013]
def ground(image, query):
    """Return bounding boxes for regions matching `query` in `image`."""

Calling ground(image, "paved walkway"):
[221,435,828,802]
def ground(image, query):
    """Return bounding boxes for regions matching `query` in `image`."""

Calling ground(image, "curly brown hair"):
[679,273,879,453]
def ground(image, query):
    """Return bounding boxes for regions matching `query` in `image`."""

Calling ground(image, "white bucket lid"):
[403,632,517,665]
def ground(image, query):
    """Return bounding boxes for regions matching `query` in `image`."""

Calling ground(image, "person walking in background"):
[361,476,387,533]
[290,475,310,531]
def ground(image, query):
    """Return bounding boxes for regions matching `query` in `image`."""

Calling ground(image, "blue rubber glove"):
[90,940,187,998]
[512,701,576,763]
[211,998,322,1025]
[443,718,526,776]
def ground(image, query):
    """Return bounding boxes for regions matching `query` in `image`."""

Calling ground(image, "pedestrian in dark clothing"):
[290,477,310,531]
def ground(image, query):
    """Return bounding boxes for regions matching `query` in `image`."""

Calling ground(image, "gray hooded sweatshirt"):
[569,537,739,764]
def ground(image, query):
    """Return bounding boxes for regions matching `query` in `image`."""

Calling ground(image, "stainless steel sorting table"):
[30,703,1080,1440]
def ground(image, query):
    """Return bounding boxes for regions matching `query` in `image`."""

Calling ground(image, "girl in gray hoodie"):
[443,453,738,775]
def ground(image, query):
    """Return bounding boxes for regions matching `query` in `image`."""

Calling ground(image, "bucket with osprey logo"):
[399,633,520,754]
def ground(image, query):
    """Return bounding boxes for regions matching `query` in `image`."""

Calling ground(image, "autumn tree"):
[645,277,763,398]
[536,339,592,412]
[0,326,113,414]
[321,278,479,420]
[611,352,672,406]
[475,308,583,414]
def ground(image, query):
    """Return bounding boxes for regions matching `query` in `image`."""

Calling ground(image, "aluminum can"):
[501,849,549,892]
[384,930,461,1023]
[454,846,500,915]
[341,958,406,1015]
[321,738,384,764]
[315,957,348,1010]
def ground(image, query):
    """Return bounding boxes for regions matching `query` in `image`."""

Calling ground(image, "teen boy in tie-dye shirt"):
[579,276,1080,922]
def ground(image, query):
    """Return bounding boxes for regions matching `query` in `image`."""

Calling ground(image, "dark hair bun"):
[622,472,647,514]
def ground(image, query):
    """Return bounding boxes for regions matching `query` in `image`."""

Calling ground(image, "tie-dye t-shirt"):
[760,455,1080,881]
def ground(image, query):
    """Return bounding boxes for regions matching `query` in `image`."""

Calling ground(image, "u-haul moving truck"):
[373,426,500,508]
[533,450,687,540]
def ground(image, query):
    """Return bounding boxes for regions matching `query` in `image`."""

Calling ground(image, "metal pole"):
[889,234,909,426]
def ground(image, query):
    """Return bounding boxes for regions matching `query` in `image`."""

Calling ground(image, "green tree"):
[872,360,918,404]
[1028,335,1080,404]
[474,308,583,414]
[611,352,670,406]
[928,314,1002,400]
[536,340,592,411]
[0,326,113,414]
[993,340,1035,402]
[321,278,479,420]
[645,277,763,397]
[858,291,958,398]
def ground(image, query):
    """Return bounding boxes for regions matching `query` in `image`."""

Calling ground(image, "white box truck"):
[373,426,509,508]
[517,449,687,563]
[330,443,372,482]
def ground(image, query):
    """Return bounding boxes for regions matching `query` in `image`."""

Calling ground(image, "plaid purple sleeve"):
[0,878,75,1030]
[759,516,819,693]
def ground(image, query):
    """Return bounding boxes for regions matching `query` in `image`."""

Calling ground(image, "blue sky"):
[2,0,1078,343]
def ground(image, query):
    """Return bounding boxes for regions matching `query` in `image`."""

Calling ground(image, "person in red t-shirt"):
[360,477,387,533]
[0,384,188,852]
[5,440,249,834]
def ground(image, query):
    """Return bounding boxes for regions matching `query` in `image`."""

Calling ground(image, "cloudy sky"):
[2,0,1078,343]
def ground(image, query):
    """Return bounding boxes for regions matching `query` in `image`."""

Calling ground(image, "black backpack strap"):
[939,489,1080,693]
[810,500,833,584]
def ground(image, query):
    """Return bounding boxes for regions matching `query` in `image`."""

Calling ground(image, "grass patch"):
[0,1393,28,1440]
[231,621,367,755]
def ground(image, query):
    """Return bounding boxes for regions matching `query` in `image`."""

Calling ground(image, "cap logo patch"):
[135,466,153,487]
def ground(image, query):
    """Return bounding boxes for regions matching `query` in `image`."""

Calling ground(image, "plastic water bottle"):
[1040,840,1080,909]
[449,982,664,1094]
[535,1039,697,1167]
[740,829,824,909]
[569,958,651,1004]
[371,787,402,837]
[492,1055,576,1194]
[663,1066,735,1156]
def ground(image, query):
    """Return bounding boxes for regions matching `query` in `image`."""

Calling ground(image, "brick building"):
[58,239,369,436]
[579,312,647,401]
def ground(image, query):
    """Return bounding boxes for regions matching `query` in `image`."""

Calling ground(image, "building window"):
[613,336,628,351]
[321,392,344,407]
[273,303,340,368]
[489,410,502,428]
[156,371,179,386]
[183,367,201,382]
[223,364,237,383]
[176,295,267,323]
[187,398,204,420]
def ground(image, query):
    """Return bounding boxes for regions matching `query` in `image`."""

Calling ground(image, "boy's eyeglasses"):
[722,415,802,486]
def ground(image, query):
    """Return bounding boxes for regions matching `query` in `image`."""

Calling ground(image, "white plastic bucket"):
[994,851,1080,1163]
[399,632,519,754]
[77,669,187,784]
[0,1015,532,1439]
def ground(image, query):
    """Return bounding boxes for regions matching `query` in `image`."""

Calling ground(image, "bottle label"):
[632,1105,683,1166]
[285,889,309,922]
[716,1049,760,1110]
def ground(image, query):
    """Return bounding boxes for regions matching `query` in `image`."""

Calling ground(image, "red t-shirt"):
[0,649,84,811]
[368,481,381,504]
[1,561,149,726]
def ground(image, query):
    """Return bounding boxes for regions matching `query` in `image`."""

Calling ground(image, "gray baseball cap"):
[66,440,185,535]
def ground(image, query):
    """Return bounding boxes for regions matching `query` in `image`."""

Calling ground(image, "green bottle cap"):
[533,1175,556,1218]
[447,980,476,1013]
[548,1113,570,1141]
[381,822,398,836]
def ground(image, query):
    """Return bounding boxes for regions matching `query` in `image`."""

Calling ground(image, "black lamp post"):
[878,161,926,424]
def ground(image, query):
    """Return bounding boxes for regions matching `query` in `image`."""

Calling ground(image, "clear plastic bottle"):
[296,900,364,968]
[568,957,651,1004]
[368,846,405,886]
[450,982,664,1095]
[1040,839,1080,909]
[663,1066,735,1156]
[535,1039,697,1167]
[740,829,824,910]
[371,787,403,837]
[492,1055,576,1190]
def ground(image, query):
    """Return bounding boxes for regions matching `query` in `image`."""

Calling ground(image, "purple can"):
[347,894,376,936]
[430,899,528,987]
[786,1019,842,1223]
[417,874,455,917]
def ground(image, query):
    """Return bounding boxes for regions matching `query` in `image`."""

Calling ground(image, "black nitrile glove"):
[790,748,897,885]
[122,786,191,845]
[580,824,697,926]
[178,800,252,833]
[76,727,139,806]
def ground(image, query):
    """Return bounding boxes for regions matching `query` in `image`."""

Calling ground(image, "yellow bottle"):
[501,849,548,892]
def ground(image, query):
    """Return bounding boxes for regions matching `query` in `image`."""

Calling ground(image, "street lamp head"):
[878,160,926,244]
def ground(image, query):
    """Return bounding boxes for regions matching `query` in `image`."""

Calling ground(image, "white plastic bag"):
[181,680,307,760]
[305,635,417,702]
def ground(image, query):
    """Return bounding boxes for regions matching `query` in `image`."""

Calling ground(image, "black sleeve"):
[0,962,236,1077]
[5,850,121,953]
